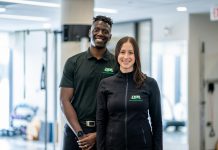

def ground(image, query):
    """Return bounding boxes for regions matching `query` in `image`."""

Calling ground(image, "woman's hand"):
[77,132,96,150]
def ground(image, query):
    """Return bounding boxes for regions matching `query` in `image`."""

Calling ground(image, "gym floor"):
[0,130,188,150]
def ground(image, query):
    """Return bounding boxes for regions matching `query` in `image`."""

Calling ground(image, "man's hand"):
[77,132,96,150]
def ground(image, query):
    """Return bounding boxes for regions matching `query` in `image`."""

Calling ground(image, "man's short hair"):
[93,15,113,27]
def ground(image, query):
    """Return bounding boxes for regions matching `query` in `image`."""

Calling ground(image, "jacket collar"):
[117,70,134,78]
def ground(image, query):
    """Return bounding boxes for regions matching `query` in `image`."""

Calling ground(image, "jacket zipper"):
[142,128,147,145]
[125,74,128,150]
[109,128,113,145]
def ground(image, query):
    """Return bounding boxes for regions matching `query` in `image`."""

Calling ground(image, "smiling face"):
[118,41,136,73]
[89,20,112,49]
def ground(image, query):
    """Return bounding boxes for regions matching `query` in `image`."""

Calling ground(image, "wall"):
[152,13,188,41]
[188,13,218,150]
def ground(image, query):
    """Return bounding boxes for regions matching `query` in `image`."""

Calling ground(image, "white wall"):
[188,13,218,150]
[152,13,188,41]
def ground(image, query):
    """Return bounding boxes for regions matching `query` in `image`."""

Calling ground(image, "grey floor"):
[163,131,188,150]
[0,137,55,150]
[0,130,188,150]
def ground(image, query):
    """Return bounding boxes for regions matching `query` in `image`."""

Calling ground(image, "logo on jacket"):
[102,67,114,74]
[129,95,143,102]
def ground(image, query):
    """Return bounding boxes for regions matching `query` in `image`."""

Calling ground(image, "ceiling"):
[0,0,217,31]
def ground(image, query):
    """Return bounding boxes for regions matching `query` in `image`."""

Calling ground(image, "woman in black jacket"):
[96,36,162,150]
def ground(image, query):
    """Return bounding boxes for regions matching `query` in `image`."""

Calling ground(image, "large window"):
[152,40,188,122]
[0,33,10,129]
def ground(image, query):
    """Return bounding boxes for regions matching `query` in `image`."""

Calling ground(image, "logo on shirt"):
[102,67,114,74]
[129,95,143,102]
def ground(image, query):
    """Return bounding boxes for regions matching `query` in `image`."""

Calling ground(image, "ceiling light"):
[94,8,118,14]
[0,0,60,8]
[0,14,49,22]
[43,23,52,29]
[0,7,6,12]
[176,6,187,12]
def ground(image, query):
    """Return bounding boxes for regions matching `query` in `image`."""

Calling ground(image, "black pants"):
[62,124,96,150]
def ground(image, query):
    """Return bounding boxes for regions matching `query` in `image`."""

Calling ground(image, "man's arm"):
[60,87,82,135]
[60,87,97,149]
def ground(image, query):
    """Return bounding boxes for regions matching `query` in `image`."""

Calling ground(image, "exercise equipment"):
[162,94,186,131]
[200,41,218,150]
[0,103,38,139]
[206,83,215,137]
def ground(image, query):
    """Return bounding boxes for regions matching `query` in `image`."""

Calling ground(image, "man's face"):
[89,21,112,49]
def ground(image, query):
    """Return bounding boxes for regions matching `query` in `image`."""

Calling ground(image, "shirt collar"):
[86,48,110,61]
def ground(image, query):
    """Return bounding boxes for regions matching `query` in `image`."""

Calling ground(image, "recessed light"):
[94,8,118,14]
[176,6,187,12]
[0,0,60,8]
[0,7,6,12]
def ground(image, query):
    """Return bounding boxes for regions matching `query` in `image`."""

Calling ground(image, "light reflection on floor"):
[0,129,188,150]
[163,130,188,150]
[0,137,57,150]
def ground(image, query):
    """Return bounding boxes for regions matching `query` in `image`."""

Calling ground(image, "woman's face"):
[118,41,135,73]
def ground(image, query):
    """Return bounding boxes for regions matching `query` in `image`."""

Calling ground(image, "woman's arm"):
[149,79,163,150]
[96,81,108,150]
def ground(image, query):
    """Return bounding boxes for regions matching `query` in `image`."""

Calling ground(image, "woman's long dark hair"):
[115,36,146,87]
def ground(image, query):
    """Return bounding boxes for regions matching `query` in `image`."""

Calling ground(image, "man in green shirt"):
[60,15,117,150]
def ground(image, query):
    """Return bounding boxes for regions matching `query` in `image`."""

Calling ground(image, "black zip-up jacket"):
[96,71,162,150]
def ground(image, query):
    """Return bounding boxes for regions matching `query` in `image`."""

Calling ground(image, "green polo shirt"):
[60,48,117,122]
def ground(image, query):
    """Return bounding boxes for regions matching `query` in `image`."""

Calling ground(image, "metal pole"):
[9,43,13,126]
[44,30,48,150]
[23,31,26,100]
[53,31,58,150]
[16,29,50,149]
[200,41,205,150]
[53,30,62,150]
[149,20,153,76]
